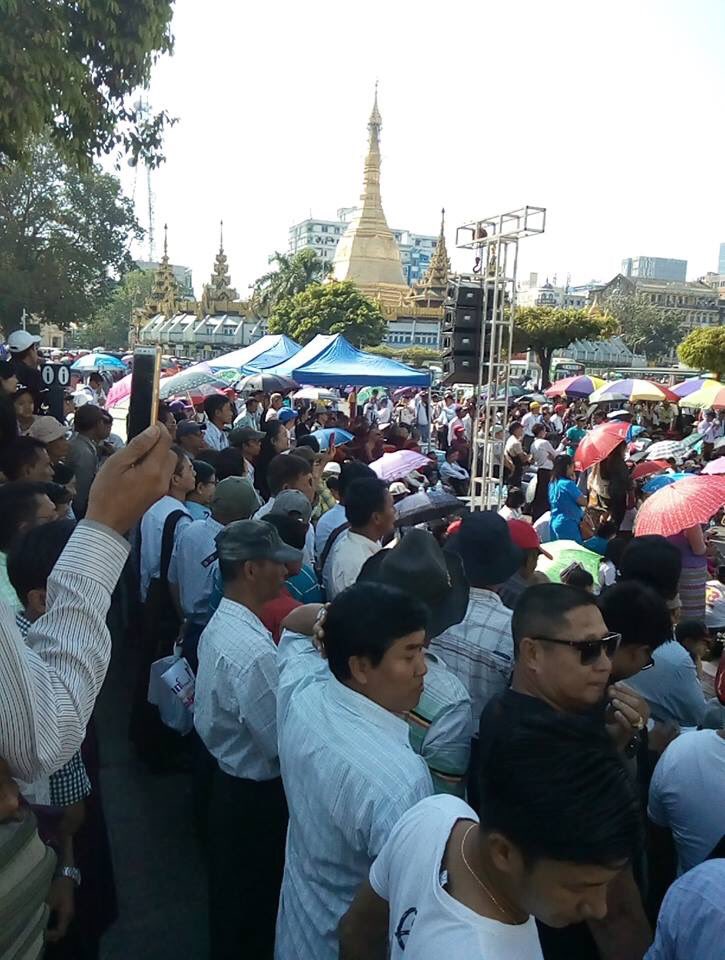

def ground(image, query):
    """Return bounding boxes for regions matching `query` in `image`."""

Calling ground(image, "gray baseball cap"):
[215,519,302,565]
[268,489,312,523]
[211,477,259,524]
[228,425,265,447]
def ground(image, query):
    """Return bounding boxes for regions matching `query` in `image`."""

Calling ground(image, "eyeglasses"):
[533,632,621,665]
[640,654,655,671]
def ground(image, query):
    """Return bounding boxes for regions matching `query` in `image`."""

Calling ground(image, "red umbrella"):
[631,459,670,481]
[574,421,630,471]
[634,475,725,537]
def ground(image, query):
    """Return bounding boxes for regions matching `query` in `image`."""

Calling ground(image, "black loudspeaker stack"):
[441,280,492,385]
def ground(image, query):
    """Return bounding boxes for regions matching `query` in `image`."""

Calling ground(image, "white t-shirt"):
[648,729,725,875]
[370,795,543,960]
[530,438,556,469]
[521,412,537,436]
[533,511,551,543]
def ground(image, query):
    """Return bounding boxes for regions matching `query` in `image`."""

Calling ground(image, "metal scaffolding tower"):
[455,205,546,511]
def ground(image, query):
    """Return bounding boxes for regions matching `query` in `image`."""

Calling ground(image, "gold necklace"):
[460,823,513,920]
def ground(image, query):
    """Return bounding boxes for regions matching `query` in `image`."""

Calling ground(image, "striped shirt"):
[430,588,514,725]
[275,631,433,960]
[0,520,130,781]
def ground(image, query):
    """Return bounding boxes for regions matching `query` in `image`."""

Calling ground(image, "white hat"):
[389,481,409,497]
[322,461,341,475]
[7,331,41,354]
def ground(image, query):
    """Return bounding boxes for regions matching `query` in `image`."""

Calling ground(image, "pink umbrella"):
[106,373,133,409]
[702,458,725,476]
[370,450,433,482]
[634,475,725,537]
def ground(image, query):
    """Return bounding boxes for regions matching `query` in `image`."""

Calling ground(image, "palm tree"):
[251,249,332,314]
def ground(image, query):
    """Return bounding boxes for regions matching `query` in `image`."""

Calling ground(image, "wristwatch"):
[55,865,82,887]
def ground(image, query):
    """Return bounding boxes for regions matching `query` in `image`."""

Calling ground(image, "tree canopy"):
[603,292,683,361]
[367,344,442,366]
[0,0,175,169]
[269,281,387,347]
[678,326,725,380]
[513,306,617,386]
[251,249,331,315]
[78,269,155,350]
[0,138,142,330]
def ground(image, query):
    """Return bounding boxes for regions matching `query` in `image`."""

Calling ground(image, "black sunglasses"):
[534,632,621,665]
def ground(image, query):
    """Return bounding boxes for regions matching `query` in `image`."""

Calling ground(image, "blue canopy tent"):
[261,334,431,387]
[207,334,299,372]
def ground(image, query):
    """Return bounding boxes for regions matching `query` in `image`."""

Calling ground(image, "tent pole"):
[427,384,432,455]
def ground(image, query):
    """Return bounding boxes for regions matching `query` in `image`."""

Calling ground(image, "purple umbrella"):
[370,450,433,483]
[702,457,725,475]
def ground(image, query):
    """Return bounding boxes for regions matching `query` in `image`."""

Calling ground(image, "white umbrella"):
[645,440,688,462]
[293,386,338,401]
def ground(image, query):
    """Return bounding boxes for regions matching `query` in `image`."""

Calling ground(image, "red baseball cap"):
[507,518,552,559]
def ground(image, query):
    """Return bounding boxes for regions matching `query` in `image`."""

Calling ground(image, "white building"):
[289,209,438,285]
[140,313,268,359]
[516,273,589,309]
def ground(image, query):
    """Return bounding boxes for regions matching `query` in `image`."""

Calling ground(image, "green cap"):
[211,477,259,524]
[216,519,302,565]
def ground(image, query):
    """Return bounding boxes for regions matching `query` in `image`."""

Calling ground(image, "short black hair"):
[599,581,671,651]
[43,481,73,508]
[295,434,320,453]
[0,437,48,481]
[51,462,75,486]
[73,403,104,432]
[344,477,389,528]
[89,372,102,383]
[676,619,709,645]
[339,461,376,501]
[532,422,547,437]
[478,712,642,868]
[0,482,52,551]
[263,513,307,552]
[552,453,573,480]
[323,582,428,681]
[7,519,77,606]
[505,487,524,509]
[596,520,618,539]
[0,360,16,381]
[214,447,246,482]
[511,583,598,657]
[508,421,523,435]
[203,395,231,421]
[619,535,682,601]
[191,459,216,486]
[267,454,311,496]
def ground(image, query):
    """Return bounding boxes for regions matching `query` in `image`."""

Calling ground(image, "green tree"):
[678,326,725,380]
[604,292,683,361]
[0,0,174,169]
[78,269,155,349]
[367,344,442,366]
[269,281,386,348]
[513,306,617,387]
[0,137,142,330]
[252,249,331,314]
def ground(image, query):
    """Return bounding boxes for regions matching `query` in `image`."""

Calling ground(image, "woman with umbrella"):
[549,454,587,543]
[588,441,633,532]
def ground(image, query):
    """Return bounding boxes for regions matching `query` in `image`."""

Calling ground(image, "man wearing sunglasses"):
[479,583,652,960]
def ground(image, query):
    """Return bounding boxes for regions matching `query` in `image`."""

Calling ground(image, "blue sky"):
[121,0,725,295]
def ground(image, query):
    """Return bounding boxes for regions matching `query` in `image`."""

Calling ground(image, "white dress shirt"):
[521,411,536,436]
[194,598,280,780]
[430,588,514,723]
[139,495,191,601]
[530,437,556,469]
[168,516,223,623]
[314,502,346,564]
[324,530,381,599]
[275,631,433,960]
[204,420,229,451]
[0,520,130,781]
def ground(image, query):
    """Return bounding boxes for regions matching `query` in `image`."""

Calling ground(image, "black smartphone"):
[127,346,161,440]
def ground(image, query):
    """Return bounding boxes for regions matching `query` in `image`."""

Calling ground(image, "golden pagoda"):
[331,86,412,309]
[411,208,450,307]
[200,220,240,314]
[148,224,179,318]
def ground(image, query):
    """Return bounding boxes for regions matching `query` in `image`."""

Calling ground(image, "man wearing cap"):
[67,405,107,518]
[357,530,473,796]
[7,330,44,412]
[176,419,208,459]
[277,407,298,445]
[168,477,260,669]
[521,401,539,451]
[233,394,262,430]
[432,512,520,725]
[194,519,300,958]
[229,425,264,487]
[28,417,71,466]
[499,518,551,610]
[266,490,323,606]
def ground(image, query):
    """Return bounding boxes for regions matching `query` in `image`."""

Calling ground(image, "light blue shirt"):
[275,631,433,960]
[628,640,711,727]
[645,859,725,960]
[168,517,223,624]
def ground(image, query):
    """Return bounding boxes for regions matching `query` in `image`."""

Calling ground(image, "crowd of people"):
[1,329,724,960]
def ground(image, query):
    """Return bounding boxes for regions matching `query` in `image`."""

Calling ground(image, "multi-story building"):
[289,212,438,285]
[591,273,719,334]
[136,259,194,298]
[621,256,687,283]
[516,273,589,309]
[718,243,725,275]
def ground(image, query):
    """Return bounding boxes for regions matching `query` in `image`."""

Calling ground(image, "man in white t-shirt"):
[340,713,642,959]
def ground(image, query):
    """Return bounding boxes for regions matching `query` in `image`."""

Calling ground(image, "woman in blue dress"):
[549,454,587,543]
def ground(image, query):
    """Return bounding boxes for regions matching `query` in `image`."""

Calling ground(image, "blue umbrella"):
[310,428,353,451]
[71,353,125,371]
[642,472,691,493]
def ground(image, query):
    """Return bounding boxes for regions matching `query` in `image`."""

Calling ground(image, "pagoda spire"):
[204,219,239,303]
[149,223,179,317]
[412,208,451,306]
[331,85,407,290]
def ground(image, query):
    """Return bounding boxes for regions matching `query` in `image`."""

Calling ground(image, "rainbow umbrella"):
[678,381,725,410]
[671,377,720,399]
[544,374,605,398]
[589,379,680,403]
